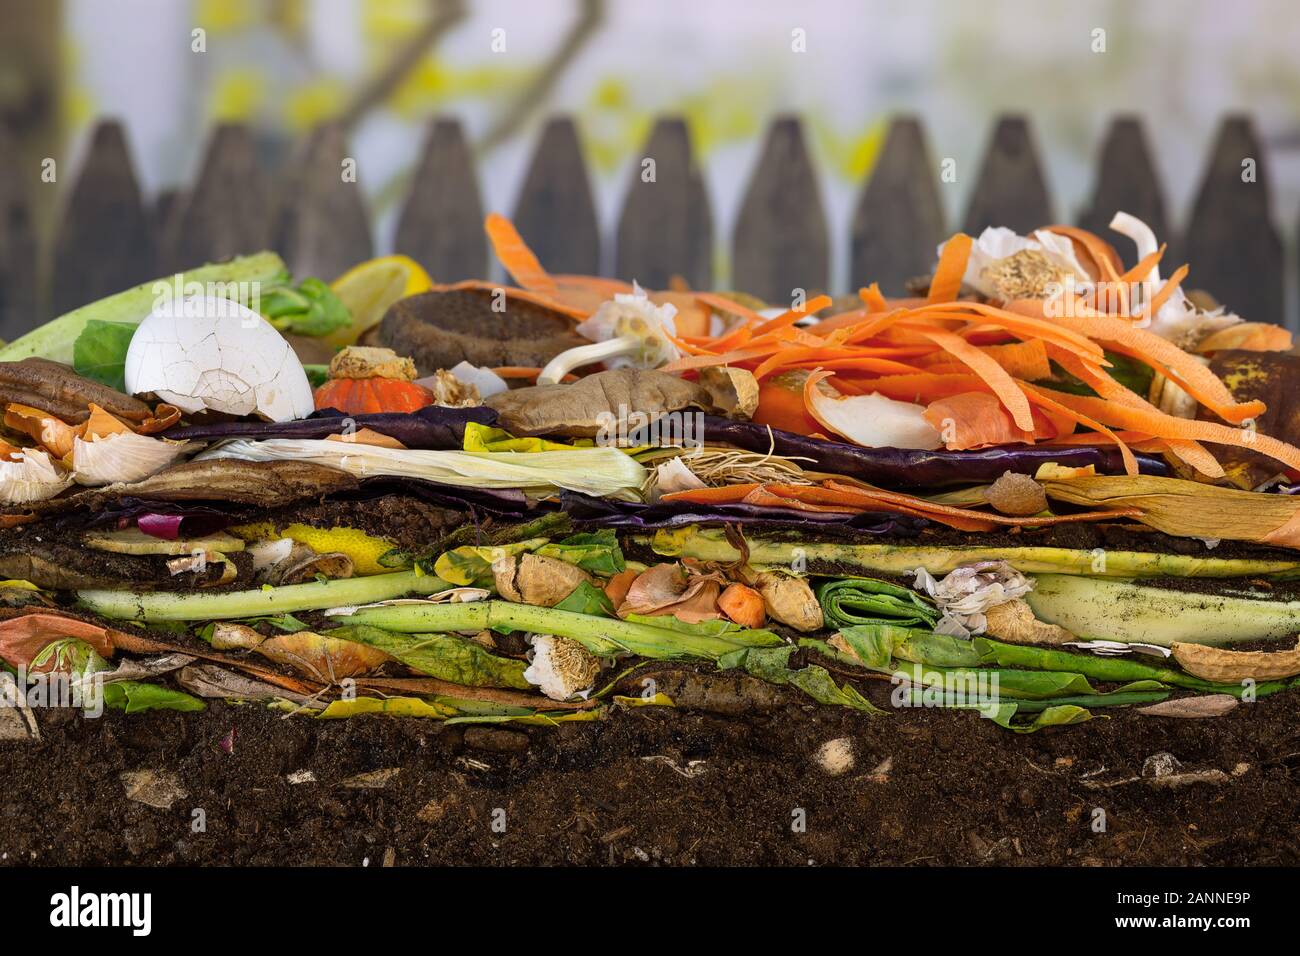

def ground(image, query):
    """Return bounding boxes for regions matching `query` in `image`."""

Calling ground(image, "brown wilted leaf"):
[1136,694,1240,719]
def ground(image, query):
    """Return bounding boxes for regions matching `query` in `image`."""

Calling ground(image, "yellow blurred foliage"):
[210,68,267,121]
[678,78,765,156]
[811,115,887,181]
[285,77,346,130]
[196,0,258,35]
[387,57,525,119]
[362,0,429,41]
[59,38,93,132]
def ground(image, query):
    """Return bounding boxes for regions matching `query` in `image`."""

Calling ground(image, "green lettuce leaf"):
[719,645,883,715]
[537,530,625,576]
[553,580,615,617]
[72,319,137,390]
[259,277,351,337]
[329,624,531,689]
[102,681,206,713]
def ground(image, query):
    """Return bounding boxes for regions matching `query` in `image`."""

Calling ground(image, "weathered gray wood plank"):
[0,124,38,338]
[962,116,1052,236]
[50,120,155,315]
[1078,116,1174,263]
[850,116,945,294]
[733,116,829,302]
[1183,116,1283,324]
[394,117,486,282]
[273,122,373,281]
[511,117,600,277]
[615,116,712,289]
[161,124,271,273]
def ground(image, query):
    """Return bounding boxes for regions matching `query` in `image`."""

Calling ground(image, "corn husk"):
[200,439,647,498]
[1041,474,1300,547]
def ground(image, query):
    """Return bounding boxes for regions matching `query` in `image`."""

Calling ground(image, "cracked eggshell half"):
[124,295,315,422]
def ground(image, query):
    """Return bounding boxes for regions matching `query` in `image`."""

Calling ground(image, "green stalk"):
[903,687,1169,711]
[0,252,289,365]
[640,527,1300,578]
[1007,691,1170,712]
[972,636,1290,697]
[341,600,784,661]
[1026,574,1300,645]
[78,571,449,622]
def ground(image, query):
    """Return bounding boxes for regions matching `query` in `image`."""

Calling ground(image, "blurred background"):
[3,0,1300,319]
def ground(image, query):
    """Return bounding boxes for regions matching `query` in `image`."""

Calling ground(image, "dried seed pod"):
[984,471,1047,516]
[983,598,1074,645]
[492,553,589,607]
[257,631,391,683]
[268,545,354,586]
[748,570,822,632]
[210,622,265,651]
[1171,638,1300,682]
[698,367,760,420]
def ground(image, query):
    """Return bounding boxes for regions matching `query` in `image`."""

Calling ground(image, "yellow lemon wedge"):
[327,255,434,347]
[230,522,408,575]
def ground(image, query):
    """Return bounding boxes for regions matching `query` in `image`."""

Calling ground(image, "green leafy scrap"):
[72,320,137,390]
[537,529,626,576]
[719,644,883,715]
[816,577,938,630]
[329,624,531,690]
[102,681,206,713]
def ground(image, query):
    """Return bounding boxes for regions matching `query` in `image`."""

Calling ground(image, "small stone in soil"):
[865,756,892,783]
[120,769,187,810]
[341,768,401,790]
[417,794,458,824]
[1142,752,1182,778]
[814,737,855,776]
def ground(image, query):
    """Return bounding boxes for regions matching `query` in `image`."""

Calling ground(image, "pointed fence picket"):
[0,111,1295,337]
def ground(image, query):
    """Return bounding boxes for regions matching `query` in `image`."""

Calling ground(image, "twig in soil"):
[1020,756,1059,777]
[641,754,707,778]
[1263,751,1300,768]
[600,825,633,844]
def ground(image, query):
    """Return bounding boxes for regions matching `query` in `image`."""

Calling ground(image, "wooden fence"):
[0,111,1287,341]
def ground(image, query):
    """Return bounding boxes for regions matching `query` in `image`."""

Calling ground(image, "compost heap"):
[3,212,1300,733]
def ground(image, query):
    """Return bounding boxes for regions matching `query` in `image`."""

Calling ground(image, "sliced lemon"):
[327,254,434,347]
[229,522,408,575]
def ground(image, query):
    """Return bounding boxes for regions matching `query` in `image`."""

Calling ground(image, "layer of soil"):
[3,682,1296,866]
[256,495,466,552]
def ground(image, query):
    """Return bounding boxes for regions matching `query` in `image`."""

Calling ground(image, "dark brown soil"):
[3,683,1296,866]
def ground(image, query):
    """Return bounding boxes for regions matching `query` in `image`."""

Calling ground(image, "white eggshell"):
[124,295,315,422]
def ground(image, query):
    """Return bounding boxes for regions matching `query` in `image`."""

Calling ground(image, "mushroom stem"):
[536,335,641,385]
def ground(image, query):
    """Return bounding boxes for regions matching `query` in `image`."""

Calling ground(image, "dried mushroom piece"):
[378,289,586,376]
[0,357,152,423]
[486,368,723,439]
